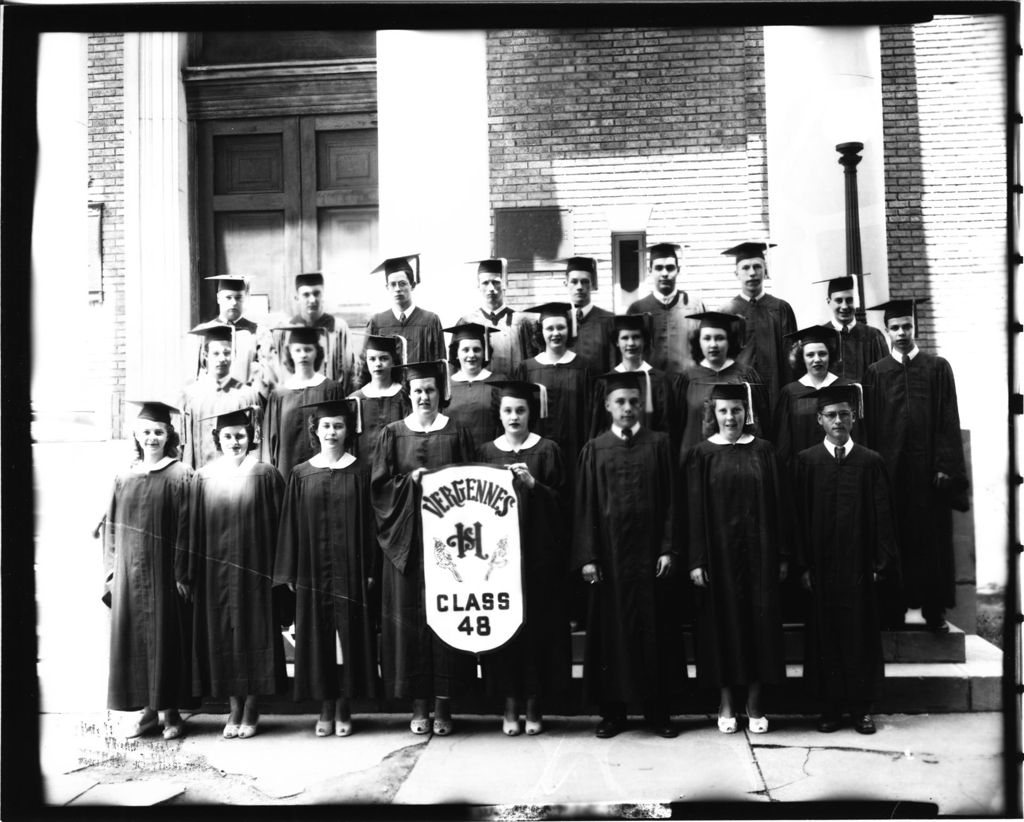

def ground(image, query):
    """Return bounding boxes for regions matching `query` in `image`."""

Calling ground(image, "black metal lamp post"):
[836,141,867,323]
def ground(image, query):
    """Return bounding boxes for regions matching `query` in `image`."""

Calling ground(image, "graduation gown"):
[457,307,538,377]
[678,362,769,452]
[262,377,346,480]
[833,321,889,383]
[571,428,684,705]
[370,416,477,698]
[685,437,791,686]
[589,365,684,455]
[626,291,706,374]
[771,375,853,471]
[367,306,445,365]
[181,376,261,470]
[568,306,615,375]
[189,455,287,698]
[349,385,411,466]
[287,312,354,391]
[515,354,591,491]
[478,436,571,698]
[105,459,194,711]
[719,293,797,403]
[795,442,899,707]
[274,458,378,701]
[446,371,506,452]
[863,352,968,611]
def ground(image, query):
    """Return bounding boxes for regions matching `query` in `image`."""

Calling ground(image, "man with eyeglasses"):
[795,383,899,736]
[626,243,706,375]
[367,254,445,367]
[863,298,968,634]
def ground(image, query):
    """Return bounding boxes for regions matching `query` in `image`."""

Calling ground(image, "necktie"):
[835,445,845,463]
[399,312,407,325]
[487,311,498,324]
[622,427,633,444]
[749,297,757,308]
[576,308,584,326]
[841,324,850,338]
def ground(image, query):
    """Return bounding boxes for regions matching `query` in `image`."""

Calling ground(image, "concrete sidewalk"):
[40,709,1006,812]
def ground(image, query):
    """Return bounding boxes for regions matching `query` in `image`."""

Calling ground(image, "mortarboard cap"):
[867,298,929,324]
[272,324,322,347]
[647,242,683,261]
[611,313,651,344]
[301,397,363,433]
[815,383,862,412]
[472,258,508,277]
[365,334,407,364]
[201,406,258,429]
[188,323,233,344]
[722,241,776,262]
[813,274,872,296]
[687,311,743,331]
[488,379,549,420]
[371,254,421,284]
[784,324,839,348]
[129,401,179,425]
[205,275,248,292]
[397,360,452,403]
[295,272,325,289]
[560,256,598,278]
[708,381,758,425]
[444,322,499,363]
[600,370,644,396]
[525,302,573,322]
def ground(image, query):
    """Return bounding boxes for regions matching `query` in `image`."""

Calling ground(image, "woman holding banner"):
[371,360,477,736]
[478,380,570,736]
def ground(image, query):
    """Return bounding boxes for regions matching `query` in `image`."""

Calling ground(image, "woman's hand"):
[779,560,789,582]
[176,582,192,602]
[581,563,602,585]
[689,566,708,588]
[655,553,674,578]
[508,462,535,489]
[410,467,427,484]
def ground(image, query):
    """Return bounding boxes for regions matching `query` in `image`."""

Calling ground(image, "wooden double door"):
[197,114,379,322]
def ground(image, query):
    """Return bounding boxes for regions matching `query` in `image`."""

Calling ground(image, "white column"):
[764,27,888,327]
[376,30,490,326]
[123,32,191,403]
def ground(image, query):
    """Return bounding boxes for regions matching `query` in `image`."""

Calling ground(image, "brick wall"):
[87,33,126,437]
[487,28,768,310]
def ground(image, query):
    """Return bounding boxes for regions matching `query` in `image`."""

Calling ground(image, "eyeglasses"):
[820,411,854,421]
[652,264,678,273]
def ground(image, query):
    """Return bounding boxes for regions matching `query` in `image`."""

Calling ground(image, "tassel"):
[535,382,549,420]
[483,330,490,365]
[352,397,363,434]
[643,369,654,415]
[440,359,452,403]
[745,381,756,428]
[853,382,864,418]
[396,334,408,366]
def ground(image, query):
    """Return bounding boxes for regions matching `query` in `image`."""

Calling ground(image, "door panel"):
[214,211,288,312]
[213,133,285,195]
[318,207,379,319]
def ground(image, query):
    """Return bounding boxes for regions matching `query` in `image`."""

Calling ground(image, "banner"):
[420,464,523,653]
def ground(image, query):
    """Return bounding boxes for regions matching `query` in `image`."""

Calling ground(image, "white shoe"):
[717,715,738,734]
[747,715,769,734]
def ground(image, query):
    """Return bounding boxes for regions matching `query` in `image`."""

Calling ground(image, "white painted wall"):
[376,30,491,327]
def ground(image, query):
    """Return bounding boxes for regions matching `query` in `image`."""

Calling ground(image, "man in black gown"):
[818,275,888,381]
[564,256,614,374]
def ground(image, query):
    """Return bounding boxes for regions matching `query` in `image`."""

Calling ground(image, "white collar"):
[653,289,679,306]
[612,422,641,439]
[494,432,541,452]
[737,291,765,303]
[131,456,175,474]
[823,437,855,457]
[891,345,920,364]
[356,382,402,398]
[709,433,754,445]
[700,358,735,372]
[391,303,416,321]
[830,318,858,331]
[404,412,449,433]
[283,372,327,389]
[203,453,260,476]
[309,451,357,469]
[798,372,838,388]
[451,368,492,383]
[536,350,576,365]
[481,304,509,317]
[572,303,594,318]
[614,360,652,373]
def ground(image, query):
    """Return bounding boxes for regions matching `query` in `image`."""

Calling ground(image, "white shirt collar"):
[309,451,357,469]
[355,382,402,398]
[494,432,541,452]
[653,290,678,306]
[612,422,641,439]
[798,372,838,388]
[737,291,765,303]
[891,345,920,364]
[131,456,175,474]
[830,318,858,331]
[699,358,735,372]
[614,361,652,373]
[404,412,450,433]
[391,302,416,321]
[823,437,855,457]
[535,350,577,365]
[709,432,754,445]
[451,368,492,383]
[482,304,509,317]
[283,372,327,389]
[573,303,594,319]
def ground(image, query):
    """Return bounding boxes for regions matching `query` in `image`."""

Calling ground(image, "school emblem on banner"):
[420,464,523,653]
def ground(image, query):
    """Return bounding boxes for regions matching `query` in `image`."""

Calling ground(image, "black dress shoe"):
[595,717,626,738]
[817,713,841,733]
[926,619,950,634]
[854,714,876,735]
[647,718,678,738]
